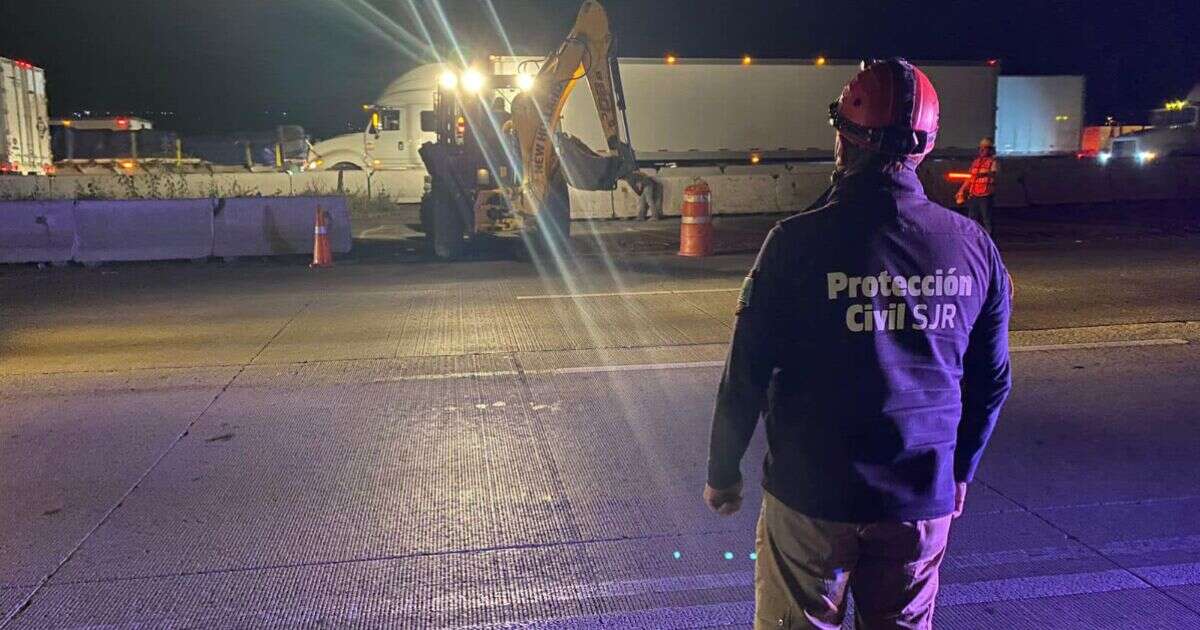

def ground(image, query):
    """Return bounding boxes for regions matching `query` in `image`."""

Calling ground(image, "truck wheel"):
[430,185,466,260]
[419,192,434,234]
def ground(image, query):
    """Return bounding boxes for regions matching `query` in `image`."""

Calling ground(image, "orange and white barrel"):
[679,181,713,257]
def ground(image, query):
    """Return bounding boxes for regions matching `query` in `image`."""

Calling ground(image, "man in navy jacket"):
[704,59,1012,629]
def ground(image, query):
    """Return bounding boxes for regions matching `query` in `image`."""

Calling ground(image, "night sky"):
[2,1,1197,138]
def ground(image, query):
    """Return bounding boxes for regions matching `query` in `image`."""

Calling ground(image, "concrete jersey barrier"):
[213,196,352,258]
[73,199,216,263]
[0,201,77,264]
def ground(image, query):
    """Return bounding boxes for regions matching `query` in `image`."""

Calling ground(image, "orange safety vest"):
[968,156,997,197]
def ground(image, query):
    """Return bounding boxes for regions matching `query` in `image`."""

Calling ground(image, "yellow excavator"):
[417,0,637,259]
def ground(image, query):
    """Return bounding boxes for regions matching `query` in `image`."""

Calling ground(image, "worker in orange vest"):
[956,138,999,234]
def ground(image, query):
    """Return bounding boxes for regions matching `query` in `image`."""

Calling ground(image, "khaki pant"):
[754,493,952,630]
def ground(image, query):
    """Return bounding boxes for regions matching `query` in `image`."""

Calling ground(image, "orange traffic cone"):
[310,206,333,268]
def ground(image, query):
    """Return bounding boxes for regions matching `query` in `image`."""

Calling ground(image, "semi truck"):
[994,75,1085,155]
[1104,83,1200,162]
[0,56,53,175]
[307,57,1000,171]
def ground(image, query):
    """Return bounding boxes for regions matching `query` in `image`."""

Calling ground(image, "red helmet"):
[829,58,939,159]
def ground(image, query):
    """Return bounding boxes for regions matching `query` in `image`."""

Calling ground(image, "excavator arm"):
[510,0,637,219]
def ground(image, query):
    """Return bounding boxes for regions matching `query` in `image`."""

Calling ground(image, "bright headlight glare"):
[462,69,485,93]
[439,71,458,90]
[516,73,535,92]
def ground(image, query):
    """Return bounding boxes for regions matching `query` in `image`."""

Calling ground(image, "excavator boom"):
[416,0,635,258]
[510,0,637,219]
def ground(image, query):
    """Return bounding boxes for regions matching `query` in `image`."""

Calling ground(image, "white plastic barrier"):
[776,168,832,212]
[0,201,77,264]
[210,173,294,197]
[72,199,215,263]
[706,173,780,214]
[212,196,352,258]
[288,171,371,197]
[569,183,640,219]
[370,170,428,203]
[0,176,51,200]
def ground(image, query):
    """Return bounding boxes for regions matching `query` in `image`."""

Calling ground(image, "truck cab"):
[1103,87,1200,163]
[305,65,442,171]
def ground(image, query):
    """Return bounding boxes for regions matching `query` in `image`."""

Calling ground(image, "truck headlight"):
[439,71,458,90]
[1137,151,1157,163]
[462,69,485,93]
[516,73,535,92]
[1098,152,1111,164]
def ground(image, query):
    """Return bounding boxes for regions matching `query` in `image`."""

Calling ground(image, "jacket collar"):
[829,165,927,202]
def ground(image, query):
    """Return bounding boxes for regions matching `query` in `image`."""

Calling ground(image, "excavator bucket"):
[554,132,636,191]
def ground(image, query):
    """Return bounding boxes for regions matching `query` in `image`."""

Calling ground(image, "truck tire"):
[419,192,434,235]
[430,185,466,260]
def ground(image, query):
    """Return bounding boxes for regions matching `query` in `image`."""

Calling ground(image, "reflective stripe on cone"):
[311,205,334,268]
[679,180,713,257]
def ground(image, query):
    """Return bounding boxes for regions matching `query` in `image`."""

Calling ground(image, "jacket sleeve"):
[706,226,784,489]
[955,243,1013,482]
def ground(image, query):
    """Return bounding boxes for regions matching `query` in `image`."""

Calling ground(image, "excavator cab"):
[418,70,525,258]
[417,0,636,260]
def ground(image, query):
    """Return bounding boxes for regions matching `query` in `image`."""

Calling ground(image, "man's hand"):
[955,191,967,206]
[704,479,744,516]
[952,481,968,518]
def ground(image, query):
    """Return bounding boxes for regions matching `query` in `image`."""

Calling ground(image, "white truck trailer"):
[307,57,999,170]
[0,56,53,175]
[995,75,1085,155]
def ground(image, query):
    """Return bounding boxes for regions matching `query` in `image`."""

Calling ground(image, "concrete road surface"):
[2,204,1199,628]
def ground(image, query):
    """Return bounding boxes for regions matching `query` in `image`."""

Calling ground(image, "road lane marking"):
[938,569,1145,606]
[1132,561,1200,587]
[452,560,1200,628]
[368,336,1189,383]
[1010,338,1188,352]
[516,288,739,300]
[370,361,724,383]
[550,361,725,375]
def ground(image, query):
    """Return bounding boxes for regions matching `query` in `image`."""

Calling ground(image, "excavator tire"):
[418,192,434,235]
[430,185,466,260]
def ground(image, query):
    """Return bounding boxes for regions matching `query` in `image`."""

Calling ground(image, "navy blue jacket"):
[707,167,1012,522]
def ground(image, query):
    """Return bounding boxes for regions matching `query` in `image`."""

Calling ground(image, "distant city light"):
[665,53,678,65]
[815,56,827,66]
[741,55,752,66]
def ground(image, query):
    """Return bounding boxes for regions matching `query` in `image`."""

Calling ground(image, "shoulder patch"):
[735,273,755,315]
